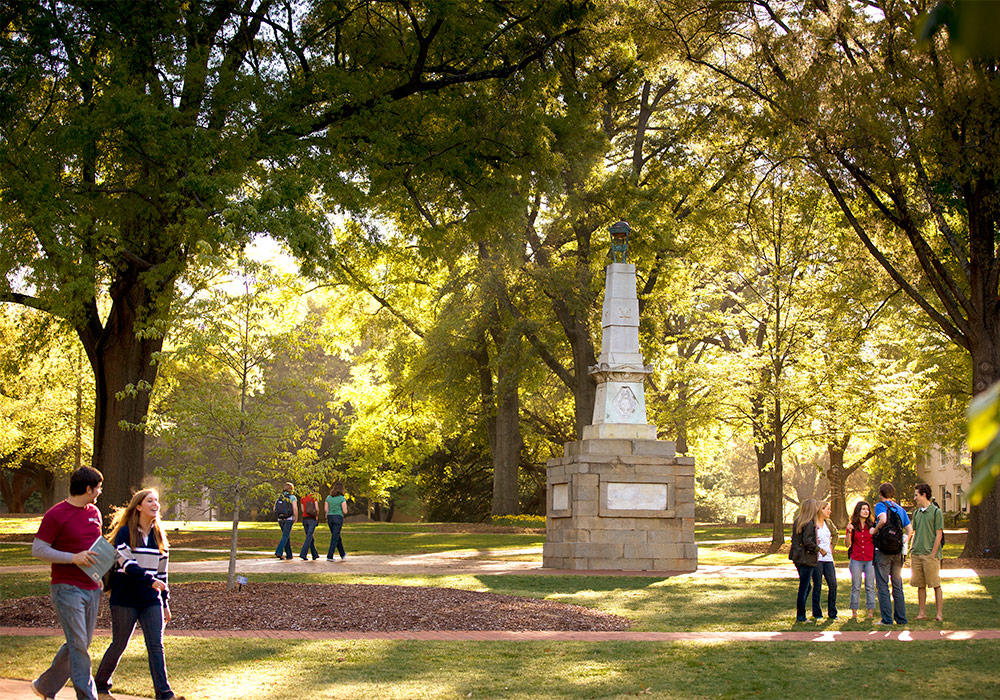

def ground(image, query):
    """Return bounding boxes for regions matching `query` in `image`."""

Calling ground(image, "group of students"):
[273,481,348,562]
[789,481,946,624]
[30,466,182,700]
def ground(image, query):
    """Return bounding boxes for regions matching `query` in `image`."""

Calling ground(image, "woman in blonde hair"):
[811,501,839,620]
[788,499,820,622]
[94,489,184,700]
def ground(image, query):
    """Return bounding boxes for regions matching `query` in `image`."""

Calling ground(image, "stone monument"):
[543,221,696,572]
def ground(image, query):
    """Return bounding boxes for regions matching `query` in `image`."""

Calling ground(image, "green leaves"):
[967,382,1000,506]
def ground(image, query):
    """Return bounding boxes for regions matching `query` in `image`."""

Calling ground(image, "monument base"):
[543,437,696,572]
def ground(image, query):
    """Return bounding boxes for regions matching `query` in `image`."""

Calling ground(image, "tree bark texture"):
[490,356,523,516]
[79,270,167,522]
[770,395,784,546]
[0,464,48,513]
[826,441,849,529]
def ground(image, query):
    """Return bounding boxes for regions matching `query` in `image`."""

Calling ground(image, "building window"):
[940,485,947,510]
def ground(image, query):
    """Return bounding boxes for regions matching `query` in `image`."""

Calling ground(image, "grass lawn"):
[2,635,998,699]
[0,517,546,564]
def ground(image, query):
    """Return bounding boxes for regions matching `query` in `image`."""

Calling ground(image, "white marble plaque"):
[606,482,667,511]
[552,482,570,511]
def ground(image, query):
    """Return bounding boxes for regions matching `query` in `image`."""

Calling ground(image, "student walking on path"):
[298,492,320,561]
[910,483,945,621]
[273,483,298,560]
[30,466,105,700]
[789,499,820,622]
[872,482,914,625]
[95,488,184,700]
[845,501,877,620]
[325,487,348,561]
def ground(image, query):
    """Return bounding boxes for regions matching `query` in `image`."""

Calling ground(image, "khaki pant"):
[910,553,941,588]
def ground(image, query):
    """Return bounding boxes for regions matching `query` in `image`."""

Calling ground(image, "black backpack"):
[875,502,904,555]
[274,493,293,520]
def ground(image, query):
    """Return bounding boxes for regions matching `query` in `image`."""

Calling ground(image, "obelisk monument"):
[543,221,696,571]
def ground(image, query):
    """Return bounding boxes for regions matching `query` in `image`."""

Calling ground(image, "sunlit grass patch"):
[3,636,1000,699]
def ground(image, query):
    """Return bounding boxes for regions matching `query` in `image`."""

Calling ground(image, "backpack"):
[303,497,318,518]
[274,493,293,520]
[875,502,904,555]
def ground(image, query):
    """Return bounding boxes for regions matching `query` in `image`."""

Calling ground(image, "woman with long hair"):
[94,489,184,700]
[811,500,839,619]
[325,486,348,561]
[846,500,877,620]
[789,499,820,622]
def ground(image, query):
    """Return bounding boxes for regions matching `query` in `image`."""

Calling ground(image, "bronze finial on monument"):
[543,221,696,572]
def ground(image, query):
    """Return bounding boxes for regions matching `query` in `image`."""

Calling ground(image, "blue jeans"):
[326,515,346,559]
[875,550,907,623]
[812,561,838,618]
[849,558,877,611]
[299,518,318,559]
[275,518,294,558]
[794,563,815,621]
[34,584,101,700]
[96,603,174,700]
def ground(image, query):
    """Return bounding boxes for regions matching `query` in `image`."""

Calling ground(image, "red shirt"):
[36,500,103,589]
[300,495,318,520]
[847,522,874,562]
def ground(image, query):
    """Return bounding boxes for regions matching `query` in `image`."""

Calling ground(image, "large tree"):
[665,0,1000,556]
[0,0,583,516]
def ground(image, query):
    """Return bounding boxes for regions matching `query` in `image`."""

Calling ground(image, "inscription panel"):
[552,482,570,511]
[599,474,675,518]
[606,482,667,510]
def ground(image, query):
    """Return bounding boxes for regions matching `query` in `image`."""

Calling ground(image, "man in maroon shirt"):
[30,466,104,700]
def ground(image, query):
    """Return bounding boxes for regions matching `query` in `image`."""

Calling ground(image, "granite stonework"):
[543,440,696,571]
[543,258,696,572]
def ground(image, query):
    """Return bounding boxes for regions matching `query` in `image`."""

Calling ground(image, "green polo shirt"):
[910,505,944,558]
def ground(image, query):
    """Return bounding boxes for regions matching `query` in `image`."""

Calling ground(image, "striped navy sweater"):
[108,525,169,609]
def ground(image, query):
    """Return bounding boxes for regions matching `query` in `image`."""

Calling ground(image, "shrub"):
[490,514,545,528]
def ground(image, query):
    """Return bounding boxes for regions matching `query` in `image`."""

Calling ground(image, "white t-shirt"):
[816,521,834,562]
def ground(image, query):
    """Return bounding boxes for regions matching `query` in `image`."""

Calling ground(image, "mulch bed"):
[0,582,630,632]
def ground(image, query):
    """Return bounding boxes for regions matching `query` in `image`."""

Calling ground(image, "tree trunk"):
[490,355,522,516]
[569,321,598,434]
[38,468,57,510]
[826,439,850,529]
[752,382,779,525]
[0,463,49,513]
[227,488,241,590]
[771,395,784,547]
[79,271,167,522]
[757,450,779,524]
[965,337,1000,558]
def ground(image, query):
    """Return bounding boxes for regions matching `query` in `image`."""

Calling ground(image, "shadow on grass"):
[7,635,997,700]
